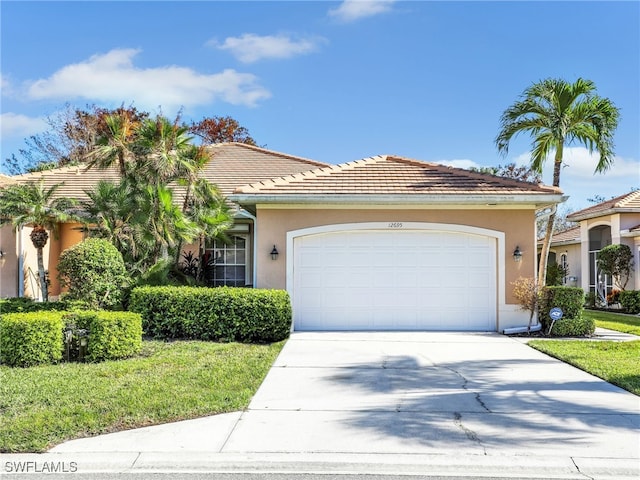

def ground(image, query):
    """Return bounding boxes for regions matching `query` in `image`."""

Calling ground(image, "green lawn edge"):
[0,340,285,453]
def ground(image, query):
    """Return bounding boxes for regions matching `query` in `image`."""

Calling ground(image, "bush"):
[619,290,640,314]
[539,286,585,330]
[129,286,291,343]
[63,311,143,362]
[57,238,129,310]
[0,312,64,367]
[547,317,595,337]
[0,297,76,314]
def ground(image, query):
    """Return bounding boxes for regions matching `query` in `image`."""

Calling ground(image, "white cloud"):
[511,147,640,209]
[328,0,396,22]
[434,159,481,170]
[24,49,271,112]
[512,147,640,181]
[0,112,47,138]
[210,33,325,63]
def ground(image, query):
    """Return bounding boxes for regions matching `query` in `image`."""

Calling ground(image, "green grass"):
[529,340,640,396]
[0,340,284,453]
[583,309,640,336]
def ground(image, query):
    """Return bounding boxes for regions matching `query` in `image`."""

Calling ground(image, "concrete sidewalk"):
[4,332,639,478]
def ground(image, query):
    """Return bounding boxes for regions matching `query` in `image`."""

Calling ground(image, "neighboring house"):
[0,143,565,332]
[544,191,640,302]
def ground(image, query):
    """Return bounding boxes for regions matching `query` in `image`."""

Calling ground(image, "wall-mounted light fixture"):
[513,246,522,262]
[270,245,279,261]
[0,250,4,258]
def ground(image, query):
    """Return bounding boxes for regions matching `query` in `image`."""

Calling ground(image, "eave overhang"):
[227,193,567,210]
[567,207,640,222]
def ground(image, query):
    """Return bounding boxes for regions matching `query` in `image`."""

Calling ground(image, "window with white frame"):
[204,234,250,287]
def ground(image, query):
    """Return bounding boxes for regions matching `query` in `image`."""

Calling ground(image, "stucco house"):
[543,190,640,302]
[0,143,564,332]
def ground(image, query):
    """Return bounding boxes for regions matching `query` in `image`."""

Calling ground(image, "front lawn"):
[528,340,640,396]
[0,340,284,453]
[583,309,640,336]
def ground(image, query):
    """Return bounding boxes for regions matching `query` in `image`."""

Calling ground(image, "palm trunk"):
[537,144,563,289]
[37,247,48,302]
[537,213,555,288]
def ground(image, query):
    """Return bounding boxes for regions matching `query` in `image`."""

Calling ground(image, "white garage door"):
[293,229,496,331]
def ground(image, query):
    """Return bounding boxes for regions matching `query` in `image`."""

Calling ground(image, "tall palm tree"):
[496,78,619,286]
[0,180,77,301]
[87,110,140,175]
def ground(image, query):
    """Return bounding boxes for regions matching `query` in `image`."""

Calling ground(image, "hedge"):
[0,311,64,367]
[0,297,89,314]
[547,317,596,337]
[619,290,640,314]
[64,311,143,362]
[538,286,593,337]
[129,286,291,342]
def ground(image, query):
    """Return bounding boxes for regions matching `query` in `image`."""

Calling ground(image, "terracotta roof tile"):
[4,143,330,202]
[567,190,640,221]
[234,155,562,196]
[543,225,580,245]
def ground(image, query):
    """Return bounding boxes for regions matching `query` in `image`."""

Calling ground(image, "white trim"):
[286,222,506,330]
[257,203,538,210]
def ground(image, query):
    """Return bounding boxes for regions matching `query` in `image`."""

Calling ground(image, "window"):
[204,235,249,287]
[560,253,568,285]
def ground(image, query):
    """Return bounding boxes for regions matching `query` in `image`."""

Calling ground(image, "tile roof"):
[543,225,580,245]
[567,190,640,221]
[233,155,562,197]
[3,143,329,202]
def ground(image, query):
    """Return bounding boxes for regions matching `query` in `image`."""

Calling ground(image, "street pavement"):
[2,331,639,479]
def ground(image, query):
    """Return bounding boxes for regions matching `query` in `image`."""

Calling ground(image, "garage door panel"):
[293,229,496,331]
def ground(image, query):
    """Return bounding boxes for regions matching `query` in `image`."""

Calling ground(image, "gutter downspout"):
[503,324,542,335]
[235,208,258,288]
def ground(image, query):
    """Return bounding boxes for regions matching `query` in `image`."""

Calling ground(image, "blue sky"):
[1,0,638,211]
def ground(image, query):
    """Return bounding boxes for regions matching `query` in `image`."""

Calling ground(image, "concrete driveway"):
[224,332,640,458]
[45,331,639,478]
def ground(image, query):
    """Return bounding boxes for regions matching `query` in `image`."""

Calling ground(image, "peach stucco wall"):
[253,206,537,306]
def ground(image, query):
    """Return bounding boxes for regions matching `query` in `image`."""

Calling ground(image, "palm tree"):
[88,110,140,175]
[0,180,77,301]
[82,179,142,267]
[496,78,619,286]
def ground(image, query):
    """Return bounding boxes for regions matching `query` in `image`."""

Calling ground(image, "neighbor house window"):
[560,253,568,285]
[204,234,250,287]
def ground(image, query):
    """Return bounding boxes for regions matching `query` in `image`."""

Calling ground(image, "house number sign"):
[388,222,403,228]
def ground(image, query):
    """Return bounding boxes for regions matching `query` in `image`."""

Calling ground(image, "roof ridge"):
[12,164,91,180]
[207,142,330,168]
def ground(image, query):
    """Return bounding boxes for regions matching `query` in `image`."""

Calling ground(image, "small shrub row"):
[619,290,640,314]
[129,286,291,342]
[0,310,142,367]
[0,311,64,367]
[0,297,89,314]
[538,286,594,337]
[64,311,143,362]
[547,317,596,337]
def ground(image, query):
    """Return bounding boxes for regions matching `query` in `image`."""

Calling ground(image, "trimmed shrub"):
[129,286,291,343]
[0,312,64,367]
[57,238,129,310]
[0,297,74,314]
[547,317,596,337]
[619,290,640,314]
[64,311,143,362]
[539,286,585,329]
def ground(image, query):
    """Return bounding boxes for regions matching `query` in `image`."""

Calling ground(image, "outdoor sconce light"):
[270,245,279,261]
[513,246,523,262]
[0,250,4,257]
